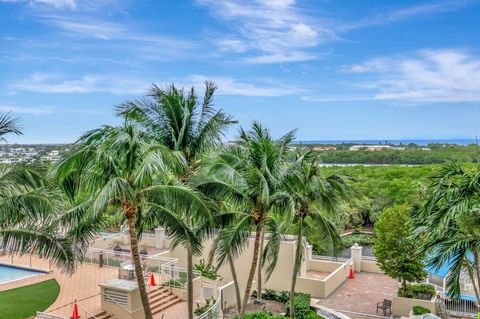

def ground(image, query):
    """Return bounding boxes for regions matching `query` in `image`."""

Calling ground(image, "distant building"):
[312,146,337,151]
[349,145,406,151]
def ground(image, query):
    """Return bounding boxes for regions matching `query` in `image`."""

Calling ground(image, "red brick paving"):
[315,272,399,318]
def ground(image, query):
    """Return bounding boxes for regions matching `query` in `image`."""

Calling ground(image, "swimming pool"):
[0,264,45,284]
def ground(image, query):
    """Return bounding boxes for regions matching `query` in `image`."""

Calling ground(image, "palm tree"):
[0,113,89,272]
[0,113,22,139]
[286,153,350,318]
[194,122,295,318]
[412,163,480,308]
[116,81,235,319]
[54,123,209,319]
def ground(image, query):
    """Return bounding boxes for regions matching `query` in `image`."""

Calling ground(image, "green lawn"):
[0,279,60,319]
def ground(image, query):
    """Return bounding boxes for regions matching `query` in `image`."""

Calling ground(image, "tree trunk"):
[256,229,265,300]
[290,216,304,318]
[472,251,480,310]
[126,209,153,319]
[239,224,263,319]
[187,244,194,319]
[228,252,242,312]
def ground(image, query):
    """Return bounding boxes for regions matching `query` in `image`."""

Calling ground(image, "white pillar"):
[155,227,165,249]
[350,243,363,272]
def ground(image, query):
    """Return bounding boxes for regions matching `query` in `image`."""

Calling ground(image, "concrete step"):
[151,297,182,315]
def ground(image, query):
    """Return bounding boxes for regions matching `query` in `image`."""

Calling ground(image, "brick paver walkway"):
[315,272,399,318]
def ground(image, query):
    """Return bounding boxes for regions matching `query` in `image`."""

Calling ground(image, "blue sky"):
[0,0,479,143]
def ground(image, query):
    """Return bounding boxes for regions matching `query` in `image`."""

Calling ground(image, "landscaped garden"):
[0,279,60,319]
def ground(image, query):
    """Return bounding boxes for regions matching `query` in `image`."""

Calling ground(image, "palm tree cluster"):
[413,163,480,308]
[0,83,351,319]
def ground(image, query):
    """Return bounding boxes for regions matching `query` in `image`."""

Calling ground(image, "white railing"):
[83,248,177,271]
[159,264,201,289]
[312,254,349,263]
[36,312,68,319]
[438,293,478,318]
[361,255,376,261]
[196,295,222,319]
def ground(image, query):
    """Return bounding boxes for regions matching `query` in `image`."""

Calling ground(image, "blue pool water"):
[0,264,45,283]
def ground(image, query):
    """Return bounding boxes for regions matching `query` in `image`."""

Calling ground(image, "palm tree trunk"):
[290,216,304,318]
[228,252,242,312]
[239,224,263,319]
[256,229,265,300]
[187,244,194,319]
[472,251,480,310]
[126,209,153,319]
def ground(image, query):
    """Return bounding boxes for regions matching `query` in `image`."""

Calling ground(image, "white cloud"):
[197,0,328,63]
[245,52,316,64]
[0,0,76,9]
[10,73,305,97]
[10,73,150,94]
[33,0,76,9]
[0,105,54,115]
[324,49,480,103]
[216,39,247,53]
[341,0,477,31]
[188,74,305,97]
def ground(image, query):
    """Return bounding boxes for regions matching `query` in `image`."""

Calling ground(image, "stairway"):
[88,311,114,319]
[88,286,181,318]
[149,286,183,314]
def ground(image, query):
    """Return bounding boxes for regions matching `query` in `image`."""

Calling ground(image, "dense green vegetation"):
[397,284,436,300]
[374,205,427,286]
[315,144,480,164]
[0,279,60,319]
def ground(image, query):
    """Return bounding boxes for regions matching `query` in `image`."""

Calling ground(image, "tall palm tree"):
[286,153,350,318]
[116,81,235,319]
[413,163,480,307]
[0,113,89,272]
[194,122,295,318]
[54,123,209,319]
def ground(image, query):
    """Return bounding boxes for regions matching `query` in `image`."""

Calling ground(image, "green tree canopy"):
[373,204,427,286]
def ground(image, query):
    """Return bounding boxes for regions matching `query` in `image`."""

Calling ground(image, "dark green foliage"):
[194,259,220,280]
[253,289,290,303]
[341,233,374,248]
[374,204,427,285]
[285,293,311,319]
[412,306,431,315]
[194,297,216,316]
[398,284,436,300]
[316,144,479,165]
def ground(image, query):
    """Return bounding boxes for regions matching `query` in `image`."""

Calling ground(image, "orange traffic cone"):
[348,266,355,279]
[149,273,156,286]
[70,300,80,319]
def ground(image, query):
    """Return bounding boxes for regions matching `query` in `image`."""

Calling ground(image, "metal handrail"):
[196,295,222,319]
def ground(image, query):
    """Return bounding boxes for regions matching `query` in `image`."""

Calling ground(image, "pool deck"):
[314,272,399,319]
[0,254,187,319]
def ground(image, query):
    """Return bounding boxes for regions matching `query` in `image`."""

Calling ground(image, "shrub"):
[398,284,436,300]
[277,290,290,303]
[341,233,374,248]
[262,289,278,301]
[412,306,431,315]
[194,297,215,316]
[251,289,290,303]
[194,259,220,280]
[285,293,311,319]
